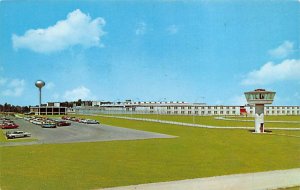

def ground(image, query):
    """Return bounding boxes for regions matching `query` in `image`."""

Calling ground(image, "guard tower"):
[244,89,276,133]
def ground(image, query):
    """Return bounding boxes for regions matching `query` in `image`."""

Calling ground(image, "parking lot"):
[0,117,175,146]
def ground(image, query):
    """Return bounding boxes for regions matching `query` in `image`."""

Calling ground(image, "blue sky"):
[0,1,299,106]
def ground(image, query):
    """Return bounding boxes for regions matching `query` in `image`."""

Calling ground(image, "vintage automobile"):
[84,119,100,124]
[56,121,71,127]
[41,123,56,128]
[1,123,19,129]
[6,131,31,139]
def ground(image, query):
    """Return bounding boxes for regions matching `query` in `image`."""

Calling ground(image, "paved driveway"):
[0,117,175,146]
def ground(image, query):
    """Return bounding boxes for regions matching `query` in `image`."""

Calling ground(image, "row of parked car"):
[23,116,71,128]
[0,115,31,139]
[0,117,19,129]
[61,116,100,124]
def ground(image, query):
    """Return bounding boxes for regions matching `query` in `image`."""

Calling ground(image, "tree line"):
[0,103,30,113]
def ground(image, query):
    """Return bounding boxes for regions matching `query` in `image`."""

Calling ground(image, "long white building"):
[74,101,300,116]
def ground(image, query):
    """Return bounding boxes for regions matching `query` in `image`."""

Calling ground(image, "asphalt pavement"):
[0,117,175,147]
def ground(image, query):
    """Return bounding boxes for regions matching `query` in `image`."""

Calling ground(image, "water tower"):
[244,89,275,133]
[35,80,45,115]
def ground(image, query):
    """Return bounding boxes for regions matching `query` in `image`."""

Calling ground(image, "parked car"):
[56,121,71,127]
[85,119,100,124]
[61,116,70,120]
[6,131,31,139]
[1,123,19,129]
[41,123,56,128]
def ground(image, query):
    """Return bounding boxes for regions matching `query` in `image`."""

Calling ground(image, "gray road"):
[0,117,175,147]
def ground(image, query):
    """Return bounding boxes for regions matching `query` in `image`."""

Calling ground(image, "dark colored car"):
[56,121,71,127]
[1,123,19,129]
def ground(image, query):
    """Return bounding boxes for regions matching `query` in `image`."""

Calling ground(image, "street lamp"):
[35,80,45,115]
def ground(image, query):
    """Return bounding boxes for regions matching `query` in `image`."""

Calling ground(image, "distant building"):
[29,100,300,116]
[75,101,300,116]
[30,106,67,115]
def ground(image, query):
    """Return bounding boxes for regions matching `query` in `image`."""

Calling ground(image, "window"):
[167,111,171,114]
[167,106,171,109]
[181,106,185,109]
[174,111,178,114]
[208,111,211,114]
[220,111,223,114]
[195,111,198,114]
[188,106,191,109]
[195,107,198,110]
[214,111,218,114]
[188,111,192,114]
[201,111,205,115]
[232,111,236,114]
[150,106,154,109]
[174,107,178,109]
[226,111,230,114]
[181,111,185,114]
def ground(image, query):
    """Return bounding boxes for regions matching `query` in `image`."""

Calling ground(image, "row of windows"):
[165,106,238,109]
[149,106,299,110]
[266,110,300,114]
[165,111,237,114]
[265,107,300,110]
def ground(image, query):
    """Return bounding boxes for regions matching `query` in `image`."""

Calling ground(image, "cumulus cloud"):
[45,82,55,90]
[241,59,300,85]
[229,95,247,105]
[12,9,106,53]
[0,78,25,97]
[135,22,147,35]
[63,86,96,101]
[268,41,294,59]
[167,25,179,34]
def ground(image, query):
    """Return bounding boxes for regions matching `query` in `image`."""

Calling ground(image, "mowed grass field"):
[0,115,300,190]
[111,114,300,128]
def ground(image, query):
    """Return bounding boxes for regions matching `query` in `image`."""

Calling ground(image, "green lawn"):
[107,114,300,128]
[1,115,299,190]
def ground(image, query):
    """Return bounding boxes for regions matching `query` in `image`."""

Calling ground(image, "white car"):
[85,119,100,124]
[6,131,31,139]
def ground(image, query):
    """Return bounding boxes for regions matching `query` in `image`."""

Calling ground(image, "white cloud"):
[12,9,106,53]
[268,41,294,59]
[0,78,25,97]
[45,82,55,90]
[167,25,179,34]
[135,22,147,35]
[63,86,96,101]
[241,59,300,85]
[0,78,7,85]
[229,95,247,105]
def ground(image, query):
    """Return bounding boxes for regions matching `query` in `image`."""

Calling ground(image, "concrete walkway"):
[98,115,300,131]
[215,116,300,124]
[102,168,300,190]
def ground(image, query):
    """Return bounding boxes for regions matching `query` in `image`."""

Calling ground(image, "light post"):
[35,80,45,115]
